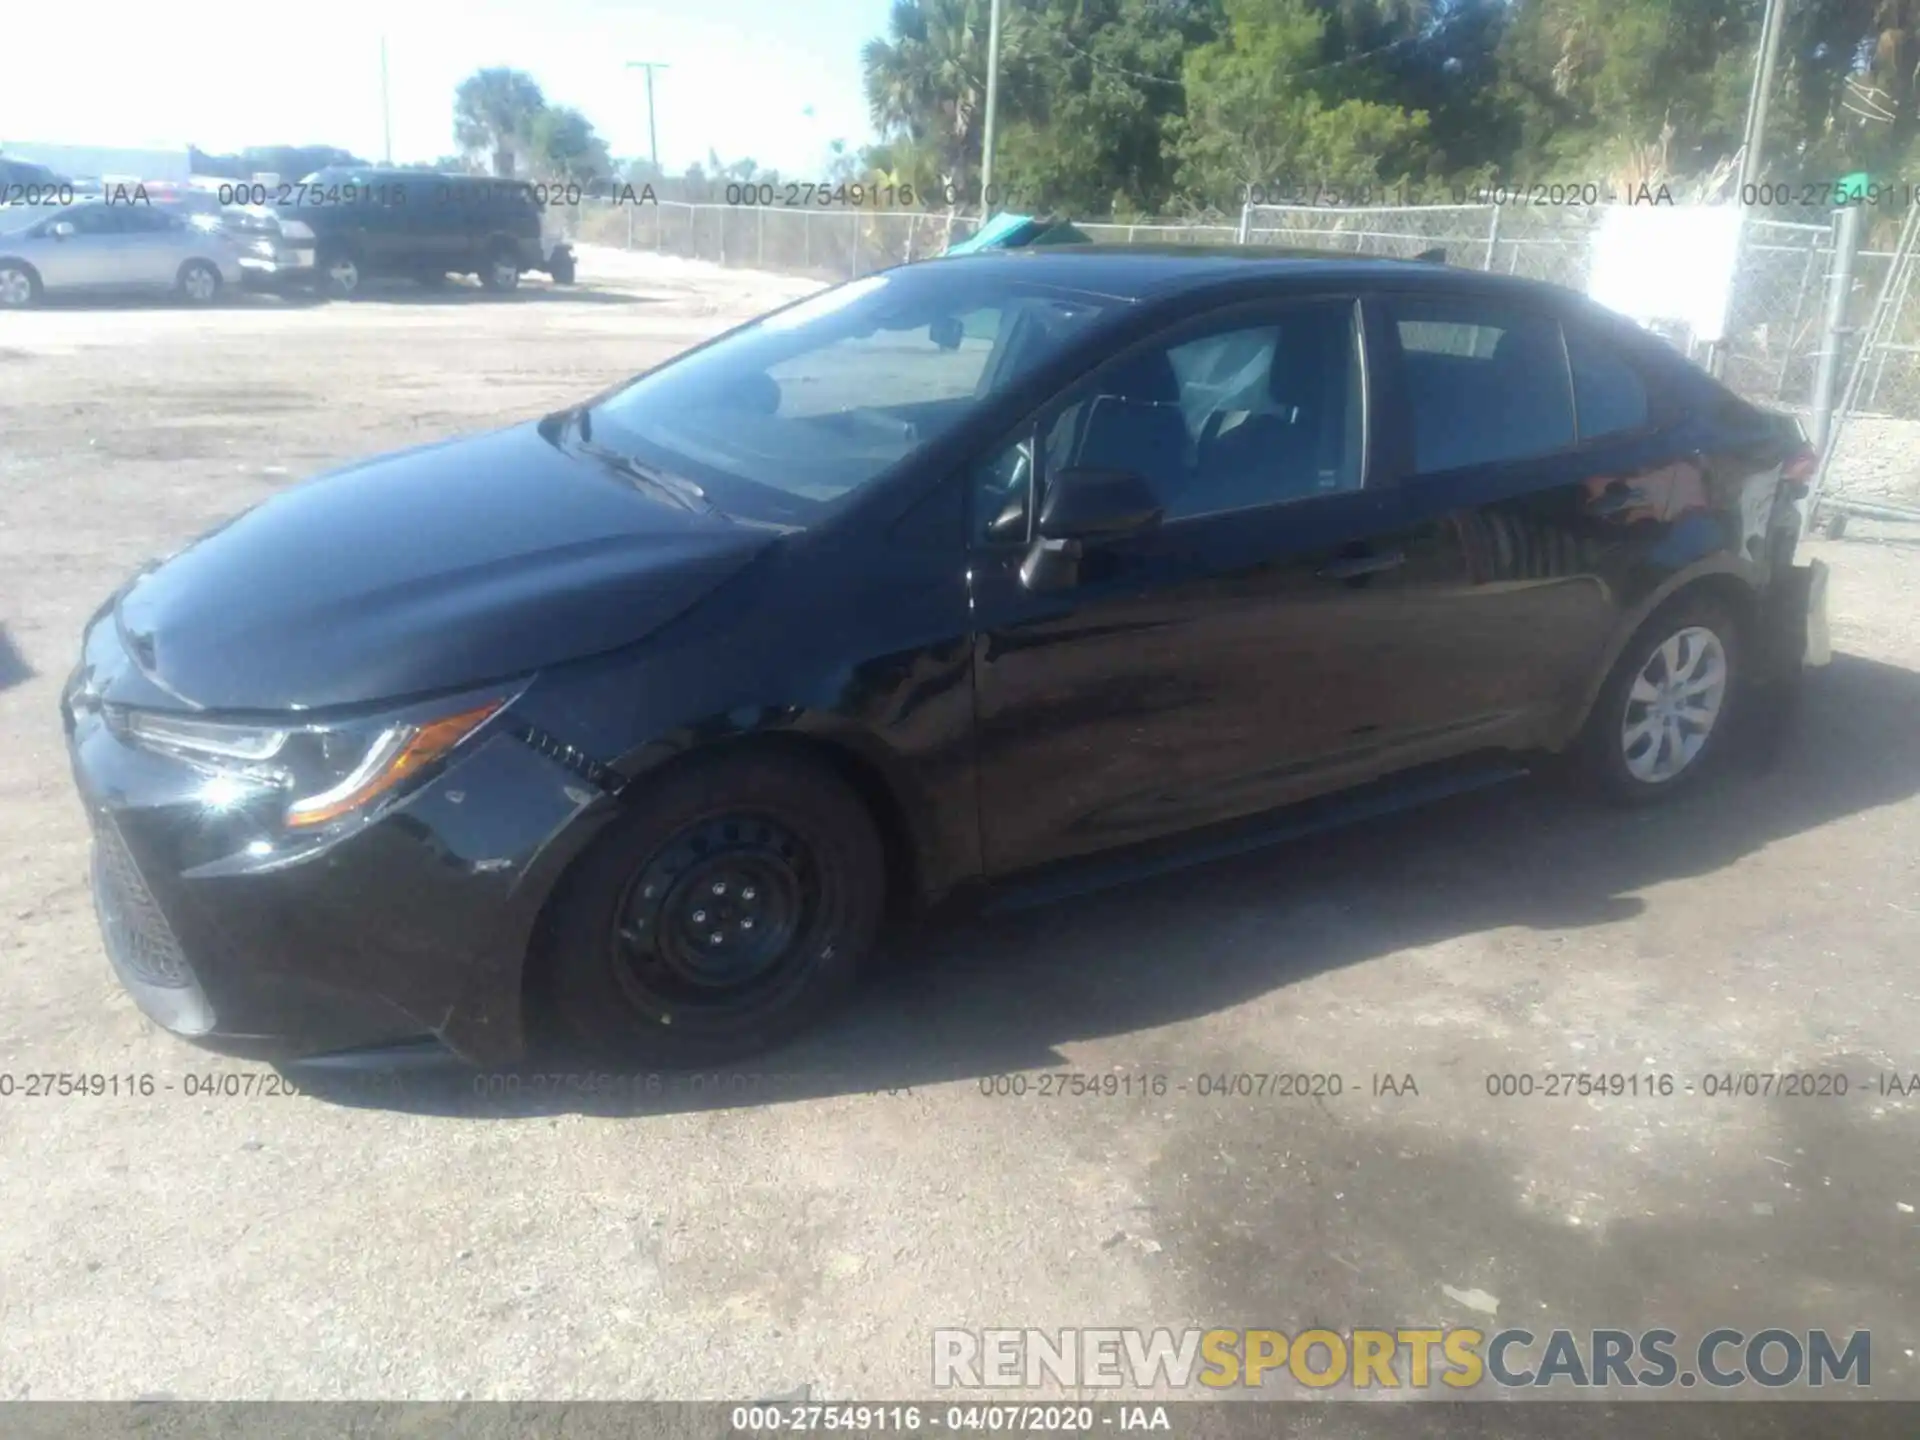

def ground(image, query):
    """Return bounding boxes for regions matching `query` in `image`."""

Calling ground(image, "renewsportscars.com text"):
[932,1327,1871,1391]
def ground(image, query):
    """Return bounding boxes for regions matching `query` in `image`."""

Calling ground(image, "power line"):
[1051,28,1423,89]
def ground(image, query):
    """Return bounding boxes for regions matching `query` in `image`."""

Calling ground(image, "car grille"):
[92,817,192,989]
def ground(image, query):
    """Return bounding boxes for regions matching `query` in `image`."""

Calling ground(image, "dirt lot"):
[1,249,1917,1412]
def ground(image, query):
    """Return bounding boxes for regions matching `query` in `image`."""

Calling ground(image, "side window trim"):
[964,292,1370,548]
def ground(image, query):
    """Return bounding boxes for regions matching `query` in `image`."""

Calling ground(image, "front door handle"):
[1316,549,1406,581]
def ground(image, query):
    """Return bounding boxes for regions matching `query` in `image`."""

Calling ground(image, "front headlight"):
[118,691,510,832]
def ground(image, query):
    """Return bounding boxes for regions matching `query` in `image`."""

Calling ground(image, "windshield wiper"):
[587,442,717,516]
[544,405,719,516]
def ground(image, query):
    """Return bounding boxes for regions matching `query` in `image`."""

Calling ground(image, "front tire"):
[539,750,885,1066]
[547,250,576,285]
[1582,594,1742,804]
[176,259,221,305]
[0,261,42,308]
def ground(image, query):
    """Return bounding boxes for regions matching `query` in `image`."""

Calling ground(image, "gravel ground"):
[0,250,1916,1414]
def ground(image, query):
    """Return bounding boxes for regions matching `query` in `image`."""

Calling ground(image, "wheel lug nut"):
[709,932,723,945]
[742,887,757,901]
[741,918,754,930]
[712,881,726,895]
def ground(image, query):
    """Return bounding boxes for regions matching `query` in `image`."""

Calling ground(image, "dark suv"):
[230,167,576,297]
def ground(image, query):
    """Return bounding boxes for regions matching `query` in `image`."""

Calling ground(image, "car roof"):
[920,243,1582,307]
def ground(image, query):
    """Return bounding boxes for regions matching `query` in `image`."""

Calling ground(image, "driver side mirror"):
[49,221,76,240]
[1020,467,1163,592]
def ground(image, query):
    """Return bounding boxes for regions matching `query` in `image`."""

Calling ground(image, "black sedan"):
[63,247,1829,1068]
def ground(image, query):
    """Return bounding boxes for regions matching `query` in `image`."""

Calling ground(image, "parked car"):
[222,167,576,297]
[0,199,245,306]
[63,248,1828,1068]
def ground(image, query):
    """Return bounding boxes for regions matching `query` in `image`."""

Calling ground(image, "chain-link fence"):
[568,199,982,282]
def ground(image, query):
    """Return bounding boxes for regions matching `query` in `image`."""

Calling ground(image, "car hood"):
[108,422,777,711]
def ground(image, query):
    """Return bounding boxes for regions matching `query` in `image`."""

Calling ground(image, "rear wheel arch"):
[1568,566,1760,742]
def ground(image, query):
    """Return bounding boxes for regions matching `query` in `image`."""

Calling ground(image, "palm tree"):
[454,68,549,178]
[861,0,992,191]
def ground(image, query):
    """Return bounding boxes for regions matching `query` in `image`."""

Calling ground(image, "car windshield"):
[577,265,1121,523]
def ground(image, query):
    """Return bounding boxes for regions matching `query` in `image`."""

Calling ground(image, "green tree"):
[991,0,1217,216]
[527,105,613,183]
[862,0,994,192]
[454,68,548,177]
[1171,0,1433,205]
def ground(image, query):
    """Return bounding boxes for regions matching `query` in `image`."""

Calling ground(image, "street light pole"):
[380,36,393,164]
[979,0,1002,212]
[625,61,669,175]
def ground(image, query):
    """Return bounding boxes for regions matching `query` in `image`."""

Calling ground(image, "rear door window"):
[1392,298,1575,474]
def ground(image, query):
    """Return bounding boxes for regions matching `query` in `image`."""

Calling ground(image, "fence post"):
[625,204,633,251]
[758,206,765,269]
[1236,197,1252,244]
[1483,205,1500,271]
[850,212,859,279]
[1809,202,1864,455]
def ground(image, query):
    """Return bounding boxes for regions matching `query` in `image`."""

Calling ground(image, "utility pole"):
[625,61,669,176]
[1738,0,1788,194]
[380,36,393,164]
[979,0,1002,212]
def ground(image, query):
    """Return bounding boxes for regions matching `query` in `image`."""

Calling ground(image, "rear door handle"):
[1317,550,1406,581]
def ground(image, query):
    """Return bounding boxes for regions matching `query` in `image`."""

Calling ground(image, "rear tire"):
[1581,593,1742,805]
[480,245,521,292]
[538,750,885,1067]
[317,245,362,299]
[547,250,576,285]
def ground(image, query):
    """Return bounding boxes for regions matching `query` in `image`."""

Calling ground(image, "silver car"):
[0,200,246,307]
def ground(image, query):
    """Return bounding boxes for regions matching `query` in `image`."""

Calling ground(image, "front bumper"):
[61,623,614,1065]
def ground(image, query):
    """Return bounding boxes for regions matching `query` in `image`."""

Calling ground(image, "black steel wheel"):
[540,749,885,1066]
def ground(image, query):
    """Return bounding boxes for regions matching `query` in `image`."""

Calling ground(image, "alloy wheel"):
[181,263,218,303]
[1620,625,1728,784]
[0,267,34,306]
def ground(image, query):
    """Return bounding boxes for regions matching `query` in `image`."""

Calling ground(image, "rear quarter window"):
[1564,326,1651,439]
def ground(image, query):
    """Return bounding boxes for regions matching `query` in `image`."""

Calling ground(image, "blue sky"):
[5,0,895,175]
